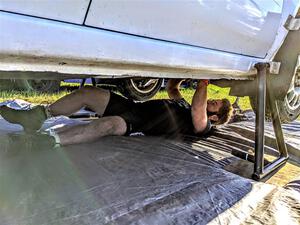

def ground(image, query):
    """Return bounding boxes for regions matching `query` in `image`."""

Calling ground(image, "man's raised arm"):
[166,79,184,100]
[191,80,209,133]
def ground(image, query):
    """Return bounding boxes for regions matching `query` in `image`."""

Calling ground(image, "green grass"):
[1,84,299,120]
[0,82,79,104]
[0,84,252,109]
[0,90,70,105]
[154,85,251,110]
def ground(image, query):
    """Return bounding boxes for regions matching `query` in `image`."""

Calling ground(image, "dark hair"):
[210,99,233,125]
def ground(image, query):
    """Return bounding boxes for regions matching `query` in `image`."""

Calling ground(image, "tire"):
[17,79,61,93]
[119,78,163,101]
[277,69,300,122]
[250,69,300,123]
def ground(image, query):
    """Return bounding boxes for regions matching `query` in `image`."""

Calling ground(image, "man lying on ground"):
[0,79,232,146]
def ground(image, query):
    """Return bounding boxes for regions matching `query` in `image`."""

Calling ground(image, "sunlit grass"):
[0,84,252,109]
[0,90,70,105]
[0,84,299,120]
[0,82,81,104]
[154,85,251,110]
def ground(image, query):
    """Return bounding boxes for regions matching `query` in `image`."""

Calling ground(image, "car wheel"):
[119,78,163,101]
[250,69,300,122]
[277,69,300,122]
[17,80,61,93]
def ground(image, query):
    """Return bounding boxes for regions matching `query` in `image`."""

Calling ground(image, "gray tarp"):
[0,100,299,225]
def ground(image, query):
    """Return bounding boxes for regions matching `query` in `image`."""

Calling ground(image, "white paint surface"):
[86,0,283,58]
[0,12,261,79]
[0,1,299,79]
[0,0,90,24]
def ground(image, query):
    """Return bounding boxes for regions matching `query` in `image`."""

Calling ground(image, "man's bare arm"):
[166,79,184,100]
[191,80,209,133]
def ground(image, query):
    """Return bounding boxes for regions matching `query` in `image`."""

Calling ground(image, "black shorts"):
[102,92,143,135]
[103,92,211,137]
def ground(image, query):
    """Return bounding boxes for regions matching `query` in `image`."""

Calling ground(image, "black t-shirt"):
[103,93,211,136]
[135,99,211,136]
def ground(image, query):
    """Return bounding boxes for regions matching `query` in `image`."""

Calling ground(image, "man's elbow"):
[166,79,183,92]
[192,109,208,133]
[167,89,179,98]
[166,84,178,94]
[167,86,182,99]
[193,123,208,134]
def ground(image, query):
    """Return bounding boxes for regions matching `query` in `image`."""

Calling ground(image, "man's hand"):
[197,79,210,87]
[166,79,184,100]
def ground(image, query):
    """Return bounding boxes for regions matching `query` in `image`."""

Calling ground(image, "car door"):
[85,0,283,58]
[0,0,90,24]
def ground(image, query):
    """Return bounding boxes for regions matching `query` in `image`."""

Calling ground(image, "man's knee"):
[109,116,127,135]
[77,86,99,97]
[76,86,110,106]
[96,116,127,136]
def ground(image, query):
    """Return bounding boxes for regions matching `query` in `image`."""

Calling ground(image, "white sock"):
[44,105,52,118]
[49,129,61,146]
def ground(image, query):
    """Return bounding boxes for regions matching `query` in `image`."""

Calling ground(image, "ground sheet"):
[0,100,299,225]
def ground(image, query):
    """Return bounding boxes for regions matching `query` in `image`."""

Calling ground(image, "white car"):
[0,0,300,121]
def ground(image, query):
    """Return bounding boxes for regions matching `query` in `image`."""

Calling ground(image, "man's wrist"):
[202,79,210,86]
[197,79,209,88]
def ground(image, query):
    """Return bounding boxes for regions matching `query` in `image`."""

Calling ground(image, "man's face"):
[207,99,223,113]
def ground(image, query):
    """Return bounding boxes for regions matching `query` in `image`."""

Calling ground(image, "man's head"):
[207,99,233,125]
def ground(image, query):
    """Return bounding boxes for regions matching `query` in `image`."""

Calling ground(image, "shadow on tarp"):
[0,130,253,225]
[0,119,300,225]
[0,99,299,225]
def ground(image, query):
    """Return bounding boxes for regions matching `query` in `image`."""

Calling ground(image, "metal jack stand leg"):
[252,63,289,181]
[80,78,97,88]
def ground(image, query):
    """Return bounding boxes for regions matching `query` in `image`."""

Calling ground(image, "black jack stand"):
[252,63,289,180]
[80,78,97,88]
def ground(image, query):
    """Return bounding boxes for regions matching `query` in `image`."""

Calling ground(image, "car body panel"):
[0,0,299,80]
[0,11,259,79]
[86,0,283,58]
[0,0,90,24]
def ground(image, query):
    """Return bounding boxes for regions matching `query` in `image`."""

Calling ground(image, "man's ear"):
[208,115,219,122]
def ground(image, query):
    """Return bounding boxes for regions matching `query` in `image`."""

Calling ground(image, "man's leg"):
[55,116,127,146]
[0,116,127,149]
[0,86,111,131]
[49,86,110,117]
